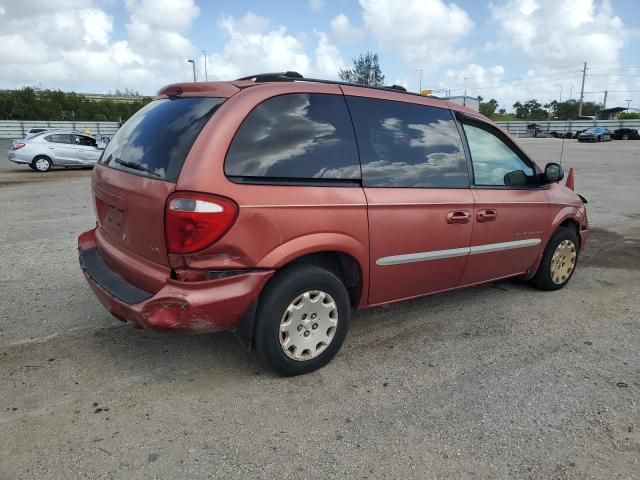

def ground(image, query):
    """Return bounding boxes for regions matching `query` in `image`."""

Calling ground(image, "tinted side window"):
[463,124,537,187]
[46,134,72,144]
[225,93,360,180]
[346,96,468,188]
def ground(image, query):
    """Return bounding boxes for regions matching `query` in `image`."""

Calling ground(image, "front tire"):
[32,156,52,172]
[531,227,579,291]
[254,265,350,376]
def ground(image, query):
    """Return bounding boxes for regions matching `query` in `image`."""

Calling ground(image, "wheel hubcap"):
[550,239,577,284]
[279,290,338,361]
[35,159,49,171]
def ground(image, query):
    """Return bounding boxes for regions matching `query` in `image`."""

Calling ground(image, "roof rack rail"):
[235,72,438,99]
[236,71,303,82]
[386,85,407,92]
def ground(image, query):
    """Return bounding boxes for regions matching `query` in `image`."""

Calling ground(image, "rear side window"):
[100,97,224,182]
[346,96,469,188]
[46,134,72,144]
[225,93,360,182]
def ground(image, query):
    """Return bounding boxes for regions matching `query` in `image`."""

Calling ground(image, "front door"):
[74,135,102,164]
[342,91,473,305]
[458,120,549,285]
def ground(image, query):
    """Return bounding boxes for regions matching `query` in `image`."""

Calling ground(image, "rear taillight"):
[12,143,25,150]
[165,192,238,255]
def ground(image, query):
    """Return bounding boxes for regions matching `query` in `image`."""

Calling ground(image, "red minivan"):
[78,72,588,375]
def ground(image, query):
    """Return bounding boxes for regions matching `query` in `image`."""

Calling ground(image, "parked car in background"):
[7,130,103,172]
[577,127,612,142]
[78,72,589,375]
[24,128,50,139]
[612,128,640,140]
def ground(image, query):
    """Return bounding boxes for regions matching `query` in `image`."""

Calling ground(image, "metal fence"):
[496,119,640,137]
[0,120,120,139]
[3,118,639,140]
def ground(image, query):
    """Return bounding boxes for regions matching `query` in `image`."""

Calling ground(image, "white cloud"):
[0,0,200,93]
[489,0,629,68]
[314,31,346,78]
[125,0,199,31]
[206,13,344,81]
[330,13,365,44]
[360,0,474,70]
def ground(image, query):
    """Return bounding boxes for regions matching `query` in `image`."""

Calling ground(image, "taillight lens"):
[165,193,238,255]
[13,143,25,150]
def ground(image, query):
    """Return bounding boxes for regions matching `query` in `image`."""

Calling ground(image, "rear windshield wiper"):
[114,158,161,177]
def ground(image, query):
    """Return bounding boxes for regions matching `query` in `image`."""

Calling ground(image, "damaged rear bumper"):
[78,229,274,333]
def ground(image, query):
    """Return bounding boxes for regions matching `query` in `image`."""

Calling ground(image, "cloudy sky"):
[0,0,638,111]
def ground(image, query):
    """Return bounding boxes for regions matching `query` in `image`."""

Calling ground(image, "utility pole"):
[416,69,422,93]
[202,50,208,81]
[603,90,607,109]
[187,59,196,82]
[569,85,573,100]
[578,61,587,117]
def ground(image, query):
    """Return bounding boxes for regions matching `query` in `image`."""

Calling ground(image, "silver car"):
[7,130,104,172]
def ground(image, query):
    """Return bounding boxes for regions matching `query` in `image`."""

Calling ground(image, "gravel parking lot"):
[1,137,639,479]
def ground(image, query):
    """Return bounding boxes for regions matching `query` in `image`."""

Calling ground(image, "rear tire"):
[622,134,629,140]
[32,156,52,172]
[254,265,350,376]
[531,227,579,291]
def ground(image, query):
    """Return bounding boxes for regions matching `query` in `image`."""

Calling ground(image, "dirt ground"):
[1,138,639,479]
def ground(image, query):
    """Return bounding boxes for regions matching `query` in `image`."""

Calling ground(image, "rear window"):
[46,134,72,144]
[225,93,360,182]
[100,97,224,182]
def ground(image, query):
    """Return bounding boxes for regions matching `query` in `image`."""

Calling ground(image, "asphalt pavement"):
[1,137,639,479]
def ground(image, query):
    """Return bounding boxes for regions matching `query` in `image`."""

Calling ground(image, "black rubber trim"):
[79,247,153,305]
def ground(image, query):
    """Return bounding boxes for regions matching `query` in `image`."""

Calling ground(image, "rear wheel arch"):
[31,155,53,172]
[33,154,53,163]
[234,250,364,352]
[283,251,362,308]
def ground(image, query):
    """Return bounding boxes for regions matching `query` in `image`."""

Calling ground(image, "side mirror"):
[503,169,528,187]
[543,162,564,183]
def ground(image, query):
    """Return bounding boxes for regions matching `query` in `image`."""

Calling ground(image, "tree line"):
[0,87,152,122]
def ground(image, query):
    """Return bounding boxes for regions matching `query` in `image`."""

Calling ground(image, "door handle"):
[477,209,497,223]
[447,210,471,224]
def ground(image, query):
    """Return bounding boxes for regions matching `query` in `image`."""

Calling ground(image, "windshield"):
[584,127,601,134]
[99,97,224,182]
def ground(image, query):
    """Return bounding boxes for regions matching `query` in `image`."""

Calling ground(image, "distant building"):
[596,107,627,120]
[444,96,480,112]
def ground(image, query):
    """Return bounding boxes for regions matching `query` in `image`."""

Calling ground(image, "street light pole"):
[187,59,196,82]
[416,69,422,93]
[202,50,208,82]
[463,77,467,106]
[626,99,632,111]
[554,83,562,103]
